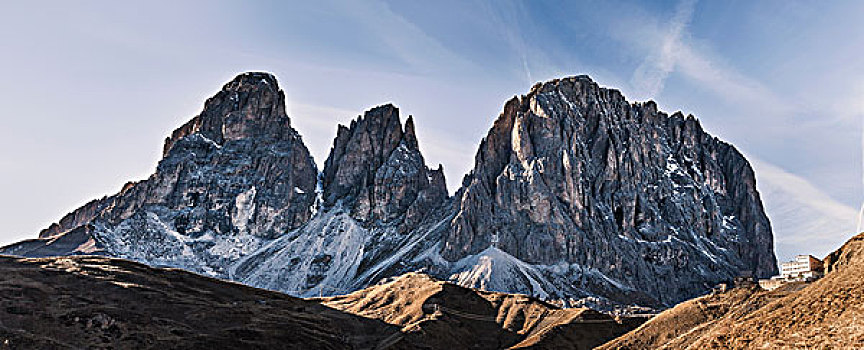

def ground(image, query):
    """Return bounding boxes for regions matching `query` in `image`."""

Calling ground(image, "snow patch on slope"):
[231,210,370,297]
[231,186,257,233]
[449,246,553,299]
[94,210,268,277]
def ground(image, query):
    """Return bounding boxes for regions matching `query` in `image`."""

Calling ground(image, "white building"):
[780,255,823,281]
[759,255,823,291]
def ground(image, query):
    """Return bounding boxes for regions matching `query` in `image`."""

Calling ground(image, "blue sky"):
[0,0,861,263]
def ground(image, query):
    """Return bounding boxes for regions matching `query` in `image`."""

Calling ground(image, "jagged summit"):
[4,72,318,276]
[528,74,593,93]
[230,103,451,296]
[162,71,297,157]
[403,114,419,150]
[529,75,702,124]
[322,103,447,223]
[225,71,279,87]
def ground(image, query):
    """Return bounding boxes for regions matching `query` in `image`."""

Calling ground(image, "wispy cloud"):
[626,0,790,116]
[750,157,858,260]
[480,0,534,85]
[336,0,475,76]
[630,0,696,99]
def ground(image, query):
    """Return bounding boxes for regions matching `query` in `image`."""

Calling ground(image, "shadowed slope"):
[0,255,403,349]
[0,255,643,349]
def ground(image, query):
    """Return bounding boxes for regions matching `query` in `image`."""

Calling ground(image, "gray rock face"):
[232,105,451,295]
[4,72,318,275]
[443,76,777,305]
[322,105,447,225]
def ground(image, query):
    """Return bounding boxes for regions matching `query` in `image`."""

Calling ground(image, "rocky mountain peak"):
[445,75,777,306]
[322,104,446,223]
[223,71,279,90]
[162,71,295,157]
[6,72,318,276]
[403,114,419,150]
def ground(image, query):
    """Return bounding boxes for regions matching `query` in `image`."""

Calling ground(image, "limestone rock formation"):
[321,104,447,225]
[443,76,777,306]
[231,105,451,296]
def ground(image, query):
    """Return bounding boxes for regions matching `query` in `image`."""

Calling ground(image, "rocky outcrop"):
[2,72,318,276]
[38,197,111,239]
[823,232,864,274]
[443,76,777,306]
[321,104,448,225]
[232,105,451,295]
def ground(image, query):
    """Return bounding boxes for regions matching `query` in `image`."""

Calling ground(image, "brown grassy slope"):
[320,272,644,349]
[600,233,864,349]
[0,255,403,350]
[0,255,644,350]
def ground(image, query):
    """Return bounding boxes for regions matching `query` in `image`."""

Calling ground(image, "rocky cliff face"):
[2,73,776,311]
[443,76,776,306]
[3,72,318,276]
[231,105,451,296]
[321,104,448,225]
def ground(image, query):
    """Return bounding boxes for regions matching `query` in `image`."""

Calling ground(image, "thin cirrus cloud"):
[624,0,789,117]
[630,0,697,100]
[750,158,858,262]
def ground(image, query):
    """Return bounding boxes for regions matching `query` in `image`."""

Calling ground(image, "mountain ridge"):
[1,71,777,311]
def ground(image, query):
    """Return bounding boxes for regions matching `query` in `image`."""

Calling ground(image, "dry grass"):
[0,256,644,349]
[599,233,864,349]
[320,272,645,349]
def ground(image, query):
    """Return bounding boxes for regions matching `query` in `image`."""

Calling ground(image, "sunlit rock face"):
[443,76,777,306]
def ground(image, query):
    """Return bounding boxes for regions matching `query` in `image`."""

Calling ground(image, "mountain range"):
[0,72,778,311]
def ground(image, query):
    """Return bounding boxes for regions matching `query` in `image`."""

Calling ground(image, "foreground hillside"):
[0,255,397,349]
[0,255,643,349]
[320,273,646,349]
[599,233,864,349]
